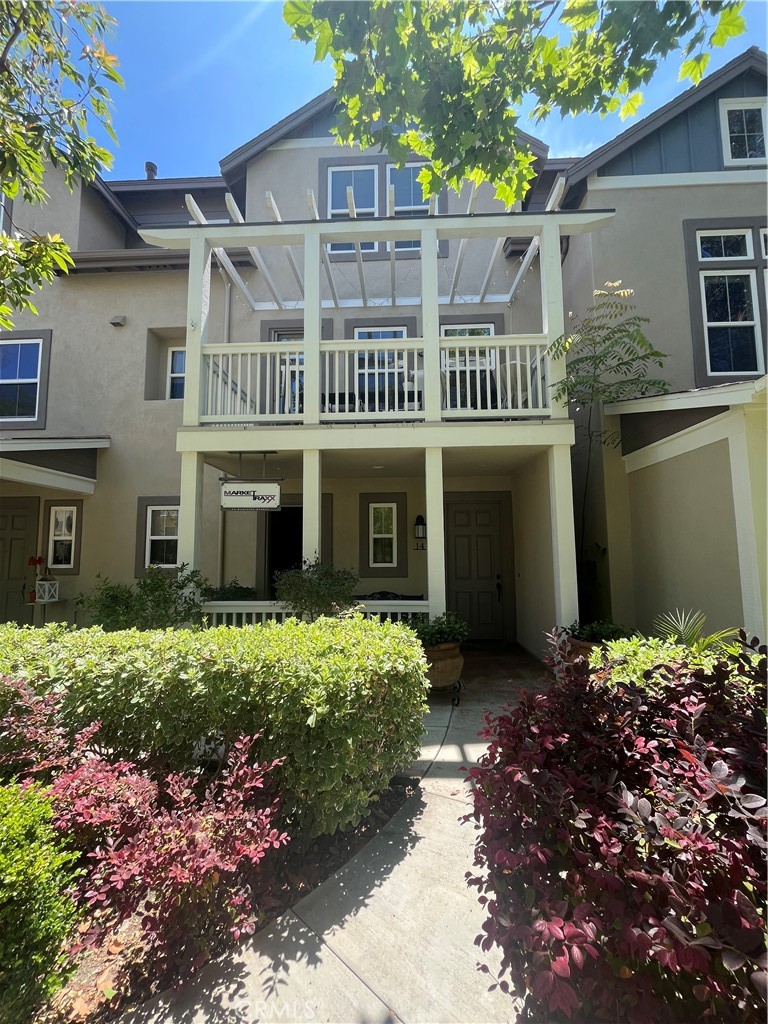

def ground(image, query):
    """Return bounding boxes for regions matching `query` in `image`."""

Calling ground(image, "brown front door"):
[0,497,39,624]
[446,500,504,640]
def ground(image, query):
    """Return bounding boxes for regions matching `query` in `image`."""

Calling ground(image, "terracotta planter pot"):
[564,637,597,665]
[425,642,464,689]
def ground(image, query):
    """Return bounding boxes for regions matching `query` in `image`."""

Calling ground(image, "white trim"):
[368,501,397,568]
[145,504,180,568]
[727,416,765,637]
[0,458,96,494]
[623,410,734,473]
[0,436,110,451]
[718,97,767,168]
[166,346,186,400]
[604,377,765,415]
[587,170,768,190]
[699,268,764,376]
[47,505,77,570]
[696,228,753,261]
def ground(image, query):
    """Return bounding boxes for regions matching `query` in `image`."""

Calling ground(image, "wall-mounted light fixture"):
[414,515,427,541]
[109,315,126,327]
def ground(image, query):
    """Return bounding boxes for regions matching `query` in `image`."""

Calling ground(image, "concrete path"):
[122,647,547,1024]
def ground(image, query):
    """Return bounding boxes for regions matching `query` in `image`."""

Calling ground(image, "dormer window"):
[719,98,766,165]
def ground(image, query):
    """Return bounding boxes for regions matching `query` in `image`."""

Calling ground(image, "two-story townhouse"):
[2,47,764,650]
[558,46,767,638]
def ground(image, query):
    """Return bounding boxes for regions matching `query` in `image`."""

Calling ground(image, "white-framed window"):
[369,502,397,568]
[353,326,407,342]
[441,323,496,369]
[0,339,42,420]
[328,165,378,253]
[699,269,763,375]
[167,348,186,399]
[696,229,753,261]
[48,506,77,570]
[387,163,429,250]
[761,228,768,260]
[441,324,496,338]
[145,506,179,568]
[719,98,766,166]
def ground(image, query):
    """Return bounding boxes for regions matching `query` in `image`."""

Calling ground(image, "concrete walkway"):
[123,647,547,1024]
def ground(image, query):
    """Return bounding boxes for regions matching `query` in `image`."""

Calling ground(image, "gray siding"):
[598,70,766,176]
[283,105,337,141]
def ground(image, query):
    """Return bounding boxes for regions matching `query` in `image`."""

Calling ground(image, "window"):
[353,327,407,342]
[441,324,495,338]
[719,98,766,165]
[697,230,753,261]
[387,164,428,250]
[761,228,768,259]
[369,503,397,567]
[328,165,377,252]
[167,348,186,399]
[441,323,496,369]
[699,271,762,374]
[48,506,77,570]
[0,339,42,420]
[145,506,179,567]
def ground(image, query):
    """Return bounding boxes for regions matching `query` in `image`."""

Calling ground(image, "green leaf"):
[679,53,711,85]
[711,5,747,48]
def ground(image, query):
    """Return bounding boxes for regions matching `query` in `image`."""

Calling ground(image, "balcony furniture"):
[358,352,405,412]
[280,354,304,414]
[322,392,357,413]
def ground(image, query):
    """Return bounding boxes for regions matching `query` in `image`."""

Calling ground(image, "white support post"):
[425,447,446,618]
[302,449,322,563]
[540,219,567,414]
[728,414,765,636]
[303,225,322,425]
[421,226,441,423]
[183,235,211,428]
[548,444,579,626]
[178,451,205,570]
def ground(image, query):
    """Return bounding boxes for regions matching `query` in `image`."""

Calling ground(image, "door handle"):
[496,574,502,602]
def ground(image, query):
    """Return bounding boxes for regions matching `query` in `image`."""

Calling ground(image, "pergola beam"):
[307,189,339,308]
[507,175,568,304]
[449,185,477,303]
[185,194,258,312]
[224,193,285,309]
[346,185,368,307]
[265,191,304,296]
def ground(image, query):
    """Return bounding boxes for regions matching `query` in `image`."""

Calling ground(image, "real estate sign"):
[221,481,281,511]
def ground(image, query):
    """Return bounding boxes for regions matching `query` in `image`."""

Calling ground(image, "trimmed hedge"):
[0,616,428,836]
[0,783,80,1023]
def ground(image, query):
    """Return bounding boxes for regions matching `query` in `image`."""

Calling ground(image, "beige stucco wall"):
[744,401,768,625]
[627,439,742,633]
[511,450,556,655]
[583,181,766,392]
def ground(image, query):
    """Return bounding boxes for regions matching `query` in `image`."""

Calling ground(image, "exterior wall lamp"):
[414,515,427,548]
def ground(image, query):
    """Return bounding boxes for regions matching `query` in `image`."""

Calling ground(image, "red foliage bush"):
[0,679,289,968]
[466,633,767,1023]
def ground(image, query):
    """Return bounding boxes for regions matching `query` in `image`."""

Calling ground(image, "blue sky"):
[102,0,767,181]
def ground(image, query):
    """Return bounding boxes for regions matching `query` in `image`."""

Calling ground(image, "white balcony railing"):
[199,336,551,424]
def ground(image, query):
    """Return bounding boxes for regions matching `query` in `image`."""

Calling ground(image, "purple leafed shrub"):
[1,679,289,968]
[466,633,767,1023]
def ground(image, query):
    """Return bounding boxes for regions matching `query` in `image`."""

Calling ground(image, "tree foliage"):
[0,1,122,329]
[284,0,748,204]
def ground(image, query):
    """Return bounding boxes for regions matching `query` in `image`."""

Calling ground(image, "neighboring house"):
[1,48,765,650]
[558,46,766,638]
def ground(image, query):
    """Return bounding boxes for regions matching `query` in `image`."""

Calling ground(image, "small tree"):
[548,283,668,576]
[274,557,358,621]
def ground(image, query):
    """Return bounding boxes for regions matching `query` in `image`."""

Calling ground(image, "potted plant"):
[27,555,59,603]
[563,619,628,663]
[411,612,471,691]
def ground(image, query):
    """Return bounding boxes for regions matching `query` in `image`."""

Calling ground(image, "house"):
[557,46,767,638]
[1,48,765,651]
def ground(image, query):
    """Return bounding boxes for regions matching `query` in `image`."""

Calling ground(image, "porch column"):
[303,226,322,425]
[425,446,446,617]
[178,451,205,570]
[302,449,322,562]
[548,444,579,625]
[540,219,567,415]
[421,226,442,423]
[183,236,211,428]
[728,411,765,636]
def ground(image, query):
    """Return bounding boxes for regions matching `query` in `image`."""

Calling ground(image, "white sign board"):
[221,481,281,511]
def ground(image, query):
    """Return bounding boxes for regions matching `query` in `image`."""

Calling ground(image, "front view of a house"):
[1,49,766,649]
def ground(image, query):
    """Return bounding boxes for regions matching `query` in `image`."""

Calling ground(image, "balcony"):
[198,335,550,426]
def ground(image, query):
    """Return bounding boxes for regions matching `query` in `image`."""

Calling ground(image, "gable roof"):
[565,46,766,189]
[219,89,549,191]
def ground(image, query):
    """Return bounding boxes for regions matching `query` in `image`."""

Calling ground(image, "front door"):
[0,497,39,624]
[266,506,303,597]
[446,500,504,640]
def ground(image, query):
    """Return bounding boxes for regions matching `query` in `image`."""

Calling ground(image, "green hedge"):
[0,616,428,836]
[0,784,80,1023]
